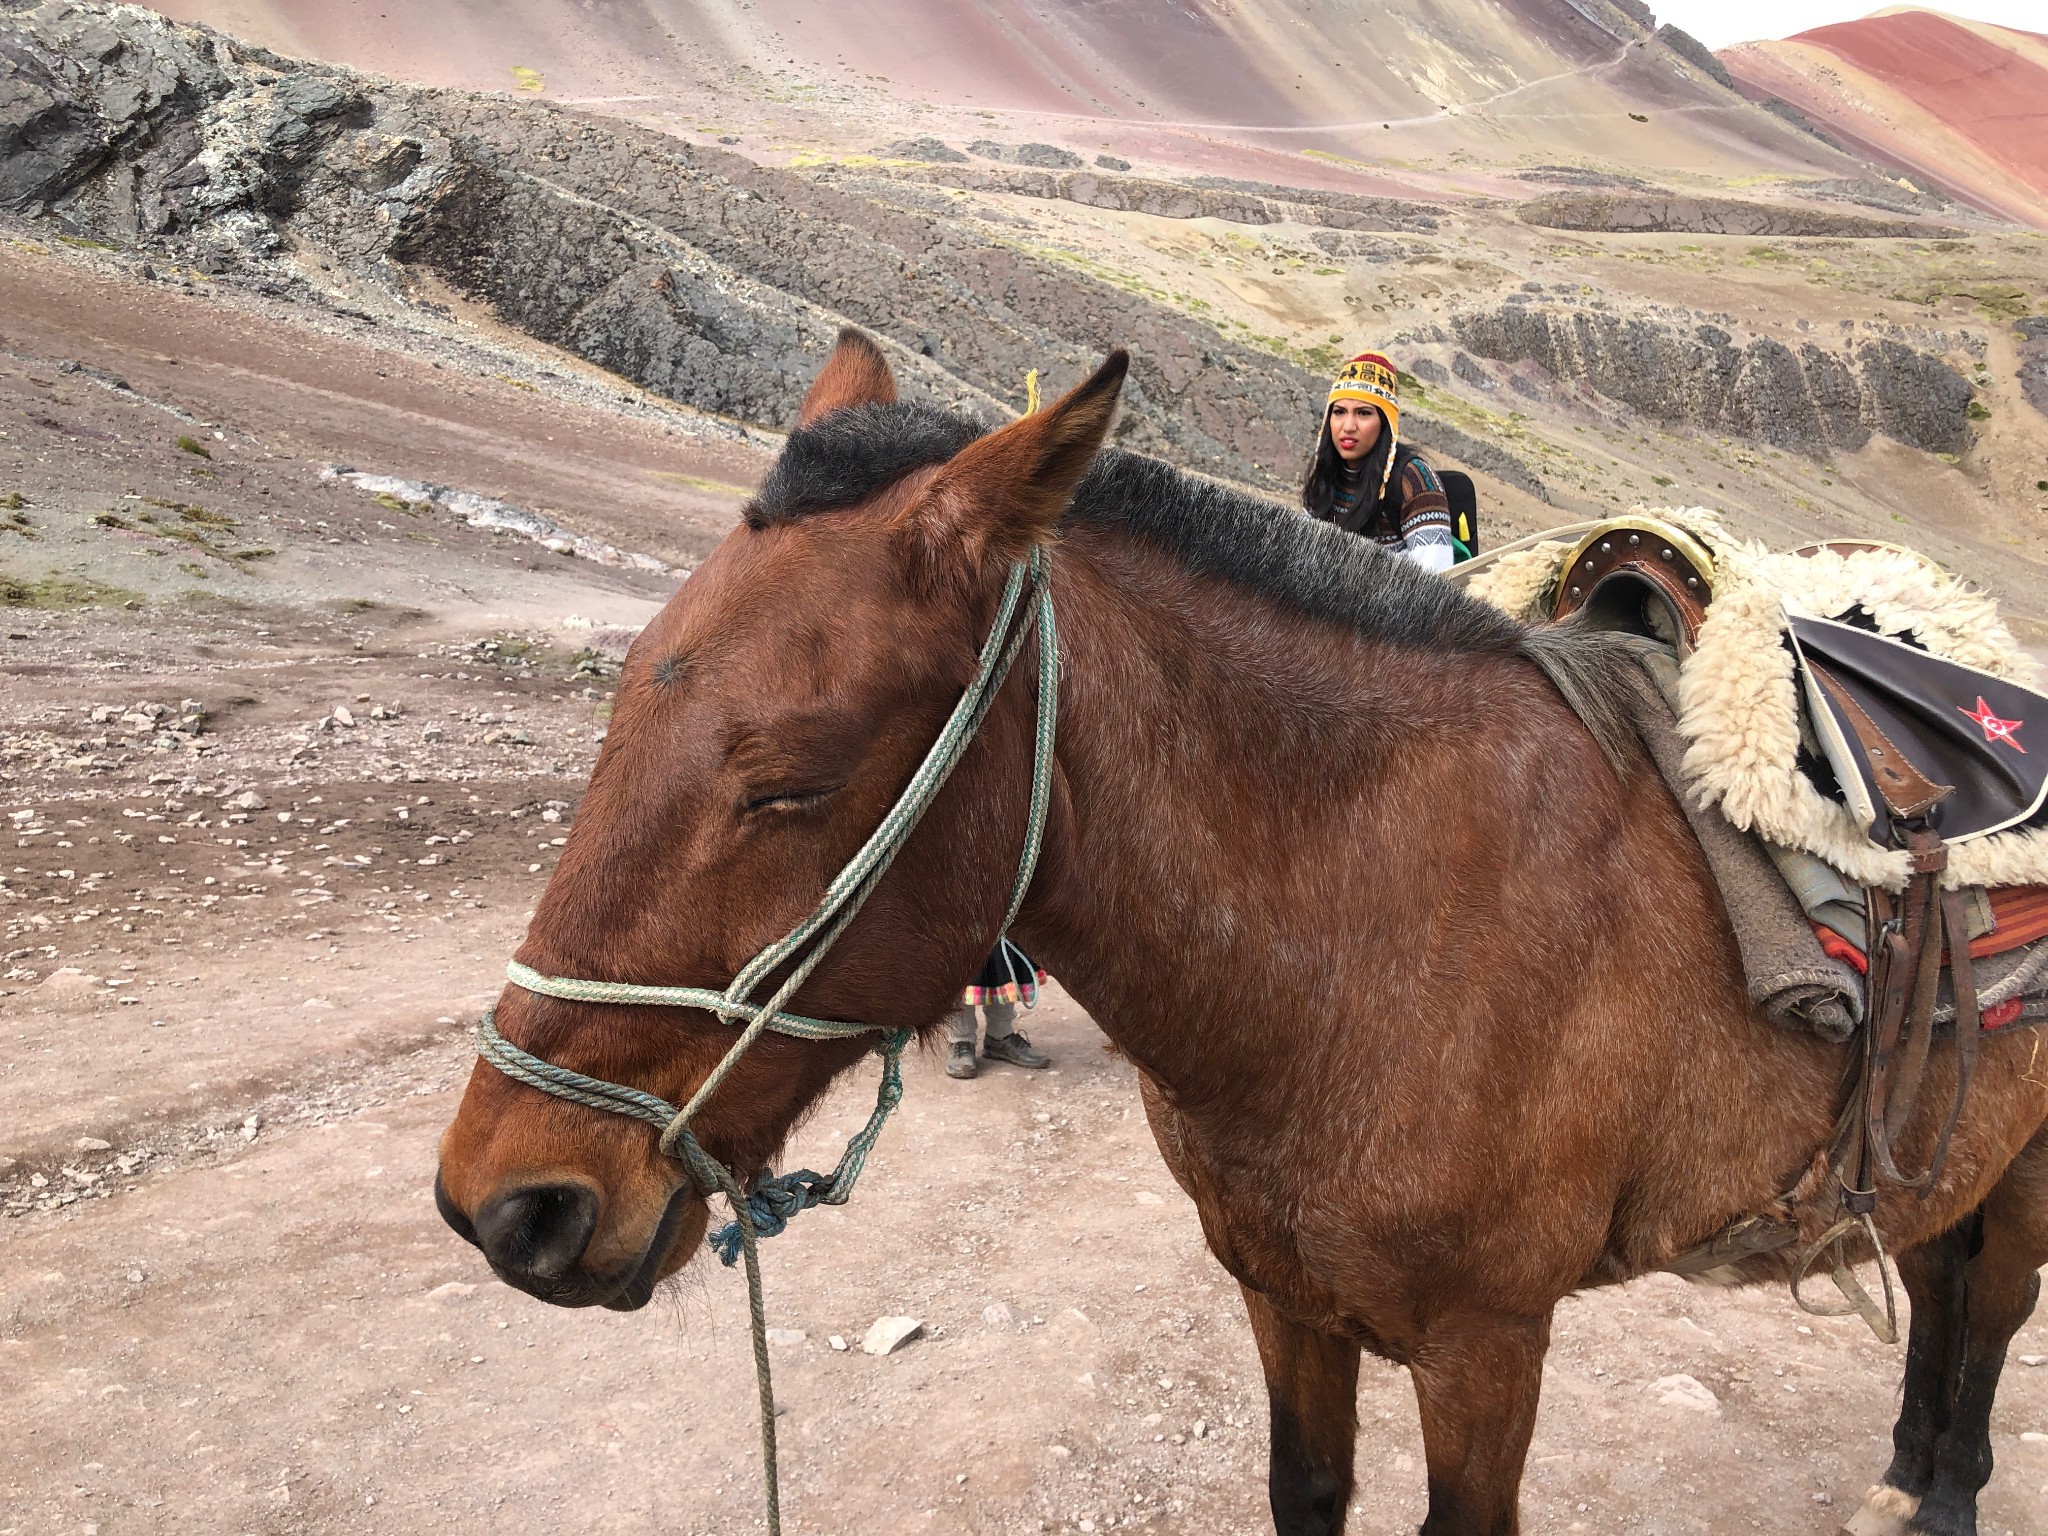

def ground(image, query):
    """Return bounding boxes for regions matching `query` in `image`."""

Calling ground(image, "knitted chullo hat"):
[1322,351,1401,499]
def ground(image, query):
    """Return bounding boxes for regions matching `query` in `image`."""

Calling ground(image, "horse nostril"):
[473,1183,600,1282]
[435,1169,480,1249]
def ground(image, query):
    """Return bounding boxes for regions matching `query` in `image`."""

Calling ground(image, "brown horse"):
[436,333,2048,1536]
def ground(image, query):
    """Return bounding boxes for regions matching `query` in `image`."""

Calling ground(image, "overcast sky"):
[1655,2,2044,49]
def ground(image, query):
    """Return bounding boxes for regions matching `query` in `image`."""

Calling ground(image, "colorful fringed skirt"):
[961,937,1046,1008]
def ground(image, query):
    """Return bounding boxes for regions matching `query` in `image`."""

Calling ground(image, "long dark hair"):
[1300,403,1394,521]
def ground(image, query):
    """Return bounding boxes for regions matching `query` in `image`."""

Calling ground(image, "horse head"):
[434,331,1127,1309]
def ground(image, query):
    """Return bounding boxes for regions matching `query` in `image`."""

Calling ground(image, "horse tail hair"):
[1517,622,1638,779]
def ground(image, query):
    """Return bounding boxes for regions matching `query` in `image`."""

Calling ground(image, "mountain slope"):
[143,0,1859,184]
[1721,9,2048,229]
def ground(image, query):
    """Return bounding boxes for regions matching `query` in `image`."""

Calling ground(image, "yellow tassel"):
[1024,369,1040,416]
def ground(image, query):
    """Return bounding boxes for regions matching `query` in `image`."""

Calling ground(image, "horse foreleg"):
[1243,1286,1362,1536]
[1407,1310,1552,1536]
[1905,1136,2048,1536]
[1845,1220,1974,1536]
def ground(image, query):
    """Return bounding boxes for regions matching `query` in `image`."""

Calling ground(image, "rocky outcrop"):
[1452,303,1975,455]
[879,136,966,164]
[1654,24,1733,90]
[2013,317,2048,418]
[1517,191,1955,238]
[894,162,1441,233]
[968,140,1083,169]
[1514,164,1661,192]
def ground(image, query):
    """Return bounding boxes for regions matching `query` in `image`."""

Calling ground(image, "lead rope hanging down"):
[473,545,1060,1534]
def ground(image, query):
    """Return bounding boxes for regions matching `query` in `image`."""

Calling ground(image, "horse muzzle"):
[435,1169,701,1310]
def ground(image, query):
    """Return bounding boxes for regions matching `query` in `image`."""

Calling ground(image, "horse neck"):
[1016,525,1530,1103]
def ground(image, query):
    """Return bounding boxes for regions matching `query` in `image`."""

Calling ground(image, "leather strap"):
[1807,660,1952,820]
[1874,865,1944,1189]
[1920,886,1982,1197]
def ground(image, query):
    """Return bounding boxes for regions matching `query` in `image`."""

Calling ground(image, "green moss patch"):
[0,569,141,607]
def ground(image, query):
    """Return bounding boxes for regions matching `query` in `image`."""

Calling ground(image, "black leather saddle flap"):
[1789,614,2048,844]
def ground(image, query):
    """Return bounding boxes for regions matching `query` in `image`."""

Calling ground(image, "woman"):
[1301,351,1459,573]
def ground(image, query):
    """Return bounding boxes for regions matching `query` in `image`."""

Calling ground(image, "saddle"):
[1462,514,2048,1336]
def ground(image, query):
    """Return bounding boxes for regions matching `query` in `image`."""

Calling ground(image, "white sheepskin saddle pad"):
[1468,509,2048,893]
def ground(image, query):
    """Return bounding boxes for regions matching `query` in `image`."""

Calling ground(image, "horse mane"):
[745,402,1635,768]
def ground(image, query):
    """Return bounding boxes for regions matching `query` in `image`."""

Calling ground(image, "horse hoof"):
[1841,1484,1920,1536]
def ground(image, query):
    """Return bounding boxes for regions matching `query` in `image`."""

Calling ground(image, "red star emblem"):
[1959,696,2026,753]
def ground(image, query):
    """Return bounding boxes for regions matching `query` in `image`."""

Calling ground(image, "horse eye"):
[744,786,840,815]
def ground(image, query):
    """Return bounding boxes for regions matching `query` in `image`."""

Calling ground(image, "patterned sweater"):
[1316,453,1457,573]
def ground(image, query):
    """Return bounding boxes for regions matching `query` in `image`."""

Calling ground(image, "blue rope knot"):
[709,1169,835,1265]
[704,1027,907,1265]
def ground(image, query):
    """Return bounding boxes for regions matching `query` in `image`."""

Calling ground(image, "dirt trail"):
[4,243,2047,1536]
[0,246,763,571]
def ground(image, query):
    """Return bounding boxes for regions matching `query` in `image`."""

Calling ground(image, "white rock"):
[75,1137,113,1152]
[36,967,97,995]
[230,790,266,811]
[1649,1373,1721,1414]
[2020,1354,2045,1367]
[1193,1419,1208,1439]
[1047,1444,1071,1459]
[1134,1190,1163,1205]
[425,1281,476,1304]
[2022,1431,2048,1444]
[765,1328,807,1347]
[861,1316,923,1355]
[332,706,356,727]
[983,1302,1018,1327]
[827,1335,847,1352]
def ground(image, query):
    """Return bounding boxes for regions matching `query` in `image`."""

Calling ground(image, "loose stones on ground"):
[861,1315,923,1355]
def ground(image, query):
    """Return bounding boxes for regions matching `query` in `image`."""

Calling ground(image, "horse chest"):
[1167,1130,1408,1332]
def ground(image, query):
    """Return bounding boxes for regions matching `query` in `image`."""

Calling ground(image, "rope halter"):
[468,546,1059,1535]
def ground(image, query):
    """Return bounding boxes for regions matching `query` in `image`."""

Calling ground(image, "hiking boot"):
[982,1032,1050,1069]
[944,1041,979,1079]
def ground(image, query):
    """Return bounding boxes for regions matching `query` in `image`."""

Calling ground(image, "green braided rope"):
[722,558,1038,1005]
[474,549,1059,1536]
[476,1010,678,1126]
[505,961,864,1040]
[1002,571,1058,933]
[669,1134,779,1528]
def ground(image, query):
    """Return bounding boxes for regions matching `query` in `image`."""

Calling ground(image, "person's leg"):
[980,1002,1050,1068]
[945,1005,979,1079]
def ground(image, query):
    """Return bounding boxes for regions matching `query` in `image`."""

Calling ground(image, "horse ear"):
[796,328,897,427]
[907,350,1128,578]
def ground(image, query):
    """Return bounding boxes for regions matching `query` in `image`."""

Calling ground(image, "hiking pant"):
[948,1001,1017,1046]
